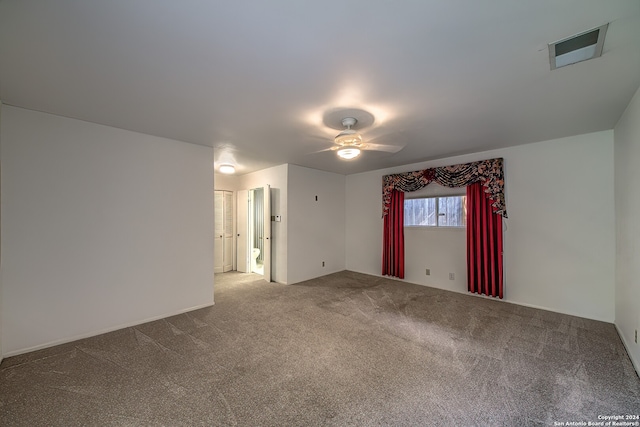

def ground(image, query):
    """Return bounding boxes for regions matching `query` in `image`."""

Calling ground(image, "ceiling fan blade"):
[307,132,332,140]
[310,145,340,154]
[363,143,404,153]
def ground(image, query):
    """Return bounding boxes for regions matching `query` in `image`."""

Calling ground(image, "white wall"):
[347,131,615,322]
[614,85,640,371]
[0,100,3,363]
[214,173,240,192]
[237,164,288,284]
[287,165,346,284]
[1,106,214,356]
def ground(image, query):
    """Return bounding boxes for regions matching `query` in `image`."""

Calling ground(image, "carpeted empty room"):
[1,271,638,426]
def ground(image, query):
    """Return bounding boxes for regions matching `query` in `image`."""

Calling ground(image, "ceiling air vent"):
[548,24,608,70]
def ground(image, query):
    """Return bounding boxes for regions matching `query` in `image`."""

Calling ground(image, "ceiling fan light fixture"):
[337,148,361,160]
[334,129,363,146]
[219,164,236,174]
[334,117,364,147]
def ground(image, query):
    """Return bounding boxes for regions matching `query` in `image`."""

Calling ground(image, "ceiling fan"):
[329,117,403,160]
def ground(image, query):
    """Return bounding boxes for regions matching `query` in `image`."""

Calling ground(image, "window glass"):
[404,195,466,227]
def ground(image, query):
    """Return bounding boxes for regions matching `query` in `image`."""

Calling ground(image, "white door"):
[223,191,234,272]
[236,190,249,273]
[215,190,235,273]
[214,191,224,274]
[263,185,271,282]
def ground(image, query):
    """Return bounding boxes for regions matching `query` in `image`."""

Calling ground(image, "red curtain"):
[382,189,405,279]
[467,182,503,298]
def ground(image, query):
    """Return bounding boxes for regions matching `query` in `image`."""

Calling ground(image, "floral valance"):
[382,157,507,218]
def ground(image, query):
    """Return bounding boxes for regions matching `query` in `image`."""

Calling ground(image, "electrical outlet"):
[449,273,455,280]
[322,261,325,267]
[425,269,431,275]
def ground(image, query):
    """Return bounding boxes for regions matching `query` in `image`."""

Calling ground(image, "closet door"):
[214,191,224,274]
[223,191,234,272]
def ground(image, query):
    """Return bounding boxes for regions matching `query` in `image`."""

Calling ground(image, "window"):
[404,195,467,227]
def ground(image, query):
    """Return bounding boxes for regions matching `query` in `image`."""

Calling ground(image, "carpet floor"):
[1,271,639,426]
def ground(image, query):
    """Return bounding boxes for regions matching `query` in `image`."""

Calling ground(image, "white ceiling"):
[1,1,639,175]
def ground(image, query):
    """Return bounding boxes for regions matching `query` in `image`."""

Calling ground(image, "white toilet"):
[251,248,261,271]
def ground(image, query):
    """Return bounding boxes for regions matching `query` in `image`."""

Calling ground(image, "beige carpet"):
[1,271,639,426]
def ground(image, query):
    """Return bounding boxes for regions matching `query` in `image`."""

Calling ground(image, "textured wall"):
[1,106,214,356]
[347,131,615,322]
[614,85,640,372]
[287,165,346,284]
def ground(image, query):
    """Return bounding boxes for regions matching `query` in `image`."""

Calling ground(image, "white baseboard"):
[615,323,640,377]
[3,302,215,359]
[348,269,614,323]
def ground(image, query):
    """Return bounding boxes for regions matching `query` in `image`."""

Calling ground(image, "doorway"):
[250,187,265,275]
[237,185,271,282]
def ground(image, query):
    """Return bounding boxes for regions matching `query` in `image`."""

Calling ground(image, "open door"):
[236,190,249,273]
[223,191,234,272]
[263,185,271,282]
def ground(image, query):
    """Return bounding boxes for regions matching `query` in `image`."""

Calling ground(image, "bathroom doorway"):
[236,185,271,282]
